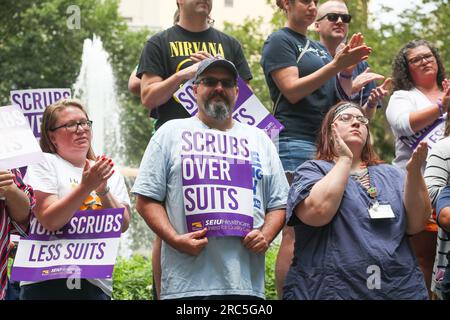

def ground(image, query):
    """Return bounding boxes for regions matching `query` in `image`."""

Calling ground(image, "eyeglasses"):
[317,13,352,24]
[334,113,369,125]
[407,53,435,66]
[196,77,237,89]
[51,120,93,132]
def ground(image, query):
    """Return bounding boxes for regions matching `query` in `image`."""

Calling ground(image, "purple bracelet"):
[339,72,353,79]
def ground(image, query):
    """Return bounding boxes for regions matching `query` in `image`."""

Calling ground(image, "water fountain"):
[73,35,136,258]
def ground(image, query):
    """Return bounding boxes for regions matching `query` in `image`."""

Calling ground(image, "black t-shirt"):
[260,28,338,142]
[137,24,252,130]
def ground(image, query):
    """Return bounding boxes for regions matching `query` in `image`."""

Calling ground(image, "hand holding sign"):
[174,228,209,256]
[0,170,16,198]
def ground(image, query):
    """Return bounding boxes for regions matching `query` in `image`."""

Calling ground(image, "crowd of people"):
[2,0,450,300]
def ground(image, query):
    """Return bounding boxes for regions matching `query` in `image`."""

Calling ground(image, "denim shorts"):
[276,137,317,174]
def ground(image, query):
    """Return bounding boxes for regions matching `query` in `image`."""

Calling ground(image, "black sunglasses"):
[317,13,352,24]
[196,77,237,89]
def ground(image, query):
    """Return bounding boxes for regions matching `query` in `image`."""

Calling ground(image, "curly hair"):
[392,40,446,92]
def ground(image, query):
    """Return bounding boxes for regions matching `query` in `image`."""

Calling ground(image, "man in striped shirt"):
[0,169,34,300]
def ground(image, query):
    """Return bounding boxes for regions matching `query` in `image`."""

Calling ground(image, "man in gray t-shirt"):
[132,58,288,299]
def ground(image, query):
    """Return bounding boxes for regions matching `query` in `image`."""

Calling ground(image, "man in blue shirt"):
[132,58,288,300]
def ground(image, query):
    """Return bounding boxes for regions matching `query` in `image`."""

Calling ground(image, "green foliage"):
[265,244,279,300]
[112,255,152,300]
[0,0,153,168]
[110,248,278,300]
[0,0,124,105]
[224,18,272,111]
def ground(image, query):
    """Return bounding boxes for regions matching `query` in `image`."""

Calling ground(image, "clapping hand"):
[336,33,372,72]
[352,67,385,95]
[405,141,428,174]
[441,79,450,113]
[81,156,114,193]
[366,77,392,108]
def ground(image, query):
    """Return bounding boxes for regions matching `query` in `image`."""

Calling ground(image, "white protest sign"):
[0,105,44,170]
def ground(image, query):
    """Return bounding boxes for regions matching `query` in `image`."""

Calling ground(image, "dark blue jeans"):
[5,280,20,300]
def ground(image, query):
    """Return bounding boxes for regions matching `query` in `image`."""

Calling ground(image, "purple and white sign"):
[10,88,71,139]
[174,78,284,139]
[0,105,44,170]
[181,130,253,237]
[10,208,124,282]
[400,117,445,150]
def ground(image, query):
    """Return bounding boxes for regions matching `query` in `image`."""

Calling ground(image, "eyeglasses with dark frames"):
[334,113,369,125]
[195,77,237,89]
[407,53,435,66]
[317,13,352,24]
[50,120,93,132]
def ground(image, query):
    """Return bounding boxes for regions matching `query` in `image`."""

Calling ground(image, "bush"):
[112,255,152,300]
[265,244,279,300]
[111,246,279,300]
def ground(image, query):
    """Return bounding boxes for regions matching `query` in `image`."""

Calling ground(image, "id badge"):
[368,201,396,219]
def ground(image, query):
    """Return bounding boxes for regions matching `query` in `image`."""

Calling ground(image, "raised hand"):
[174,228,209,256]
[331,123,353,160]
[80,156,114,193]
[405,141,428,173]
[347,32,364,49]
[441,79,450,113]
[442,78,450,92]
[352,67,385,95]
[366,77,392,108]
[334,43,372,72]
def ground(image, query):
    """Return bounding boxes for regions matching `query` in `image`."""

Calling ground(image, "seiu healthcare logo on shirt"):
[180,129,254,237]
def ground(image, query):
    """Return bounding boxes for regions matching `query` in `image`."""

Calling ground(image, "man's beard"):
[204,92,232,121]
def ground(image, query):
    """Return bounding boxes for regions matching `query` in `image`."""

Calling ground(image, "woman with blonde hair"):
[20,99,130,300]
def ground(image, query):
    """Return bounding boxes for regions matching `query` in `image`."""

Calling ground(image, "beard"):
[203,92,232,121]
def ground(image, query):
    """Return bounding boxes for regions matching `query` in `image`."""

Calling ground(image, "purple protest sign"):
[10,88,71,138]
[181,129,254,238]
[174,78,284,140]
[10,208,124,282]
[181,154,252,188]
[186,213,253,237]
